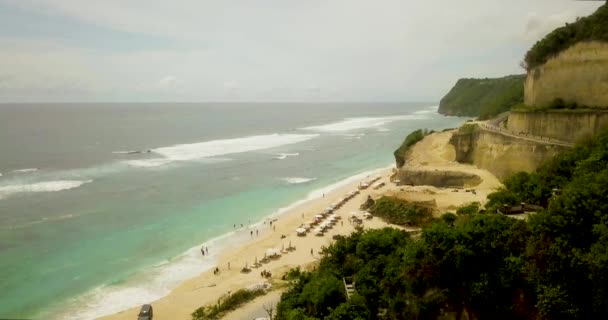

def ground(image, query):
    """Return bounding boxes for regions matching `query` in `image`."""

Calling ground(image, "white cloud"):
[0,0,603,102]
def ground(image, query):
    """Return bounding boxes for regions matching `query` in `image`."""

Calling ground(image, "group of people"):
[200,246,209,256]
[260,269,272,278]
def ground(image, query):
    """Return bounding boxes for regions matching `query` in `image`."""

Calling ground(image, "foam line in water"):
[281,177,316,184]
[301,115,425,132]
[12,168,39,173]
[53,227,253,320]
[0,180,92,200]
[273,152,300,160]
[52,164,393,319]
[143,134,317,166]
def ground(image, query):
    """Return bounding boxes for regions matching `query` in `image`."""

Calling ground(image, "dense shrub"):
[438,75,524,119]
[393,129,430,168]
[524,3,608,70]
[369,196,433,226]
[192,288,266,320]
[276,128,608,320]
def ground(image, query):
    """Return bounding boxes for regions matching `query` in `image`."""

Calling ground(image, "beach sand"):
[99,130,502,320]
[99,167,397,320]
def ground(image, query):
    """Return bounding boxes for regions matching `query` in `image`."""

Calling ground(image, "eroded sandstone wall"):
[524,41,608,108]
[449,130,570,180]
[507,111,608,143]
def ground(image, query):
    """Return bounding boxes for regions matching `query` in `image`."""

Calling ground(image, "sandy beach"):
[99,130,502,320]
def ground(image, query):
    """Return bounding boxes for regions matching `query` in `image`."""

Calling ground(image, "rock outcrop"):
[524,41,608,108]
[507,110,608,144]
[449,129,569,180]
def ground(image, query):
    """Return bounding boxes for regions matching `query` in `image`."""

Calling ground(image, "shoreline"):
[97,165,398,320]
[53,164,394,320]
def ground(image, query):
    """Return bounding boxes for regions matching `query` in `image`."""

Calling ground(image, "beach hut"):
[296,227,307,236]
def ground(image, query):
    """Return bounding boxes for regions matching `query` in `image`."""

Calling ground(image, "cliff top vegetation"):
[524,3,608,70]
[438,75,524,119]
[275,128,608,320]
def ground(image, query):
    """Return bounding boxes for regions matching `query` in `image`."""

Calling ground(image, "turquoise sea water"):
[0,103,466,319]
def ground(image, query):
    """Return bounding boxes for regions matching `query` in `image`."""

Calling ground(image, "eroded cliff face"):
[449,130,569,180]
[524,41,608,107]
[508,111,608,143]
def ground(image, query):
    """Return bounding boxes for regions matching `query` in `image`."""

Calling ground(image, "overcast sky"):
[0,0,602,103]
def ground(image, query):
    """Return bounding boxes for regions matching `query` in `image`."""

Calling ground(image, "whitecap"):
[112,150,139,154]
[281,177,317,184]
[12,168,39,173]
[273,152,300,160]
[301,115,424,132]
[0,180,92,200]
[124,158,173,168]
[150,134,317,165]
[377,128,391,132]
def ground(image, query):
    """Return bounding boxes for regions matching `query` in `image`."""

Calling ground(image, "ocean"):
[0,103,465,319]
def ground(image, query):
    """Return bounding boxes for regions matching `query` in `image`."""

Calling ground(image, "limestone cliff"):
[507,110,608,144]
[524,41,608,108]
[449,128,569,180]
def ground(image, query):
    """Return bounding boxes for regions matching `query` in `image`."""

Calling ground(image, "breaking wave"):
[0,180,93,200]
[300,115,425,132]
[124,134,317,168]
[281,177,316,185]
[273,153,300,160]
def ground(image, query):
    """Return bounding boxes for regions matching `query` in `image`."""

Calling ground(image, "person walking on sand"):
[228,262,231,270]
[310,248,313,255]
[206,247,209,255]
[256,229,259,237]
[250,230,253,237]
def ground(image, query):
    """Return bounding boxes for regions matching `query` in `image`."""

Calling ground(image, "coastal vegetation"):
[393,129,431,168]
[524,3,608,70]
[437,75,524,119]
[192,287,267,320]
[275,129,608,319]
[368,196,432,226]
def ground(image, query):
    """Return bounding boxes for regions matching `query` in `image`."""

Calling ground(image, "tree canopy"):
[524,3,608,70]
[276,128,608,320]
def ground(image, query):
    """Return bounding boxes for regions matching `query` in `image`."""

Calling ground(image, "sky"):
[0,0,603,103]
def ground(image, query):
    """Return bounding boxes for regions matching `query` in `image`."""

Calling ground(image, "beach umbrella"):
[296,227,306,234]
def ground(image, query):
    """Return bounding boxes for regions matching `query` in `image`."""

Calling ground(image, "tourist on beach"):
[228,262,231,270]
[201,247,205,256]
[256,229,259,237]
[250,230,253,237]
[206,247,209,255]
[310,248,313,255]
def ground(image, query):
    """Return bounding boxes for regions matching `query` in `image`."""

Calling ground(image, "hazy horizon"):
[0,0,602,103]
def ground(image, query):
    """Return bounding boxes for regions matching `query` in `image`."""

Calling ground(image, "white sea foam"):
[53,165,394,320]
[0,180,92,200]
[301,115,425,132]
[54,229,250,320]
[12,168,39,173]
[112,150,139,154]
[124,158,173,168]
[377,128,391,132]
[281,177,316,184]
[125,134,317,168]
[273,152,300,160]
